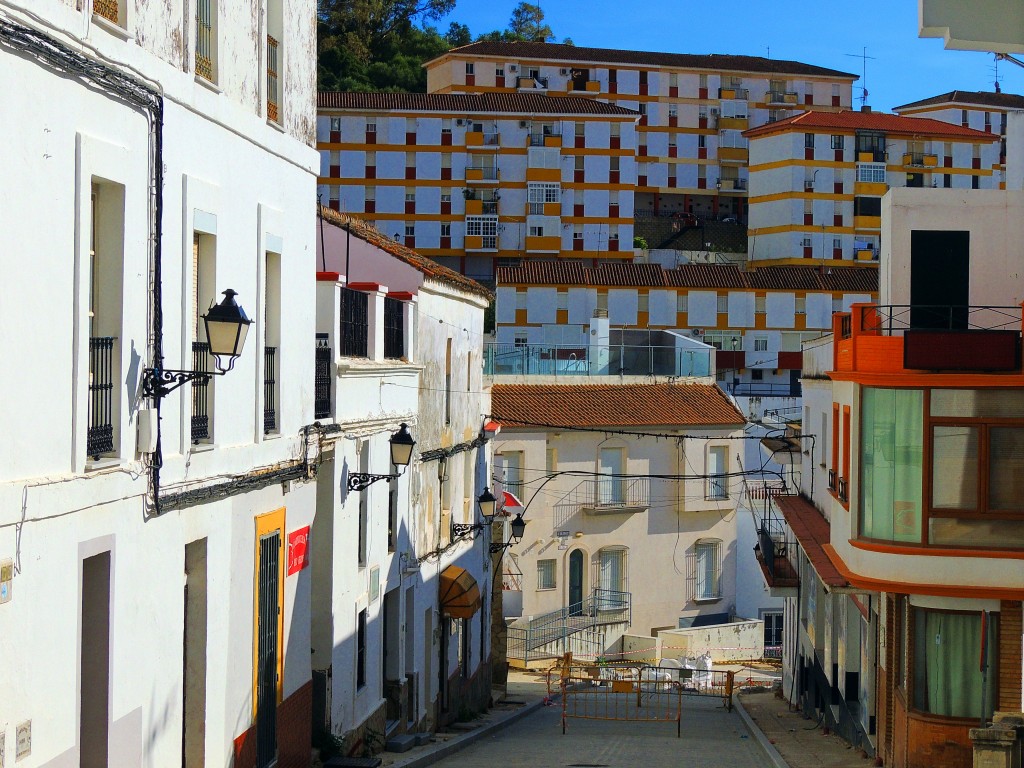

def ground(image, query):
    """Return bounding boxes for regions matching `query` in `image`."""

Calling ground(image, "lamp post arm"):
[142,367,223,398]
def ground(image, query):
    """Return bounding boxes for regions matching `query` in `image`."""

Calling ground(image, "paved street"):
[428,694,774,768]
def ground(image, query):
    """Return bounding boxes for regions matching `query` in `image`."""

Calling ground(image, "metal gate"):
[256,531,280,768]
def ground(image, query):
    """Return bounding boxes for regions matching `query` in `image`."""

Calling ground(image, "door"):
[598,447,624,504]
[910,230,969,329]
[256,532,281,768]
[568,550,584,615]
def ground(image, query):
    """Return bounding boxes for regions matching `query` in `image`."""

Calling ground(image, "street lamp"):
[489,512,527,554]
[347,423,416,492]
[451,487,500,539]
[142,289,252,397]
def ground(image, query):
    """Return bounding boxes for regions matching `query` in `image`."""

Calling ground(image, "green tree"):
[445,21,472,47]
[508,2,553,42]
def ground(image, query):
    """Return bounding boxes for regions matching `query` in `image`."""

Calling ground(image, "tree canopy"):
[317,1,569,92]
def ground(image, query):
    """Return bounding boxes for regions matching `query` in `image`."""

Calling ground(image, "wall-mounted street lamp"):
[451,487,498,539]
[347,423,416,492]
[489,512,527,554]
[142,289,252,397]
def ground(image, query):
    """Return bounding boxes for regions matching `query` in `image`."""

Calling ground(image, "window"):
[598,547,627,595]
[610,157,620,172]
[804,133,815,149]
[831,135,844,149]
[366,120,376,135]
[598,447,625,505]
[795,297,806,315]
[833,237,842,250]
[356,608,367,687]
[688,540,722,601]
[465,62,474,75]
[961,109,969,127]
[441,193,451,204]
[444,338,452,425]
[441,119,452,135]
[440,223,451,238]
[610,122,620,138]
[676,294,688,312]
[754,337,768,352]
[698,134,706,149]
[263,251,282,435]
[528,182,561,204]
[574,156,584,173]
[854,197,882,217]
[754,296,766,315]
[706,446,728,499]
[800,237,812,248]
[912,607,997,718]
[751,369,763,381]
[857,163,886,183]
[699,73,708,88]
[537,560,556,590]
[404,224,414,238]
[716,294,727,314]
[194,0,216,82]
[495,66,504,78]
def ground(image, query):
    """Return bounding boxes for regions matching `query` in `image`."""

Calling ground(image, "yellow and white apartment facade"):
[491,261,877,397]
[317,92,639,282]
[744,110,1000,265]
[424,41,857,223]
[894,89,1024,172]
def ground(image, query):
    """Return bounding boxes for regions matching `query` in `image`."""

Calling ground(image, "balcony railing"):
[518,75,549,90]
[766,90,798,104]
[314,334,332,419]
[706,476,729,500]
[468,166,499,180]
[195,0,214,81]
[902,152,937,167]
[484,343,712,378]
[481,200,498,214]
[827,469,837,492]
[264,346,277,434]
[266,35,279,123]
[191,341,211,443]
[88,336,116,459]
[837,477,848,503]
[731,382,801,397]
[94,0,118,23]
[563,477,650,512]
[339,286,369,358]
[528,131,559,146]
[480,235,497,249]
[468,132,500,146]
[384,297,405,359]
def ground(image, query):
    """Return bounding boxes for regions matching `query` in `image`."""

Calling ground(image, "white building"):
[0,2,318,766]
[489,381,748,642]
[313,210,494,745]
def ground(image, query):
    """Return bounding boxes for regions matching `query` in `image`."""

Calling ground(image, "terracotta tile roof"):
[490,383,746,429]
[496,261,879,293]
[318,206,492,300]
[317,91,639,116]
[666,264,748,289]
[744,110,999,141]
[437,41,857,79]
[773,495,848,589]
[894,90,1024,111]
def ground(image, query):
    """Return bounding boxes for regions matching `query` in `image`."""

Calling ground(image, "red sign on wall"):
[287,526,310,575]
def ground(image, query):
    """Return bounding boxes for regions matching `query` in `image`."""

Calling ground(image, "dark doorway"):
[568,550,584,615]
[256,532,281,768]
[910,230,969,329]
[789,369,801,396]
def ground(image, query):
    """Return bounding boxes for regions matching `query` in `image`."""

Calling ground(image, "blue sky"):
[436,1,1023,111]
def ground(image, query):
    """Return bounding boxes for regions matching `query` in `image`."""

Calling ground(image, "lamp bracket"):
[347,472,398,492]
[142,367,222,398]
[451,521,485,539]
[489,542,513,554]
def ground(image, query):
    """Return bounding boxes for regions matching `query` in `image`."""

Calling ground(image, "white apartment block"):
[425,41,857,224]
[745,110,1000,264]
[0,1,318,766]
[317,92,640,282]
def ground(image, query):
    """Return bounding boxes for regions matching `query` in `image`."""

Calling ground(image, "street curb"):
[733,697,791,768]
[389,696,552,768]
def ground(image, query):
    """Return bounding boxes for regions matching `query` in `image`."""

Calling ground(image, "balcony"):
[465,235,498,251]
[524,235,561,253]
[857,150,886,163]
[88,336,116,459]
[766,90,799,105]
[853,215,881,230]
[528,131,561,147]
[465,196,499,215]
[528,201,561,216]
[754,517,798,593]
[716,177,747,191]
[718,146,749,163]
[339,286,369,358]
[465,131,499,149]
[902,152,938,167]
[569,79,600,92]
[833,303,1024,375]
[484,342,712,378]
[517,75,549,90]
[560,477,650,515]
[465,166,499,183]
[718,87,749,99]
[263,346,277,434]
[314,334,332,419]
[855,248,878,262]
[717,116,749,130]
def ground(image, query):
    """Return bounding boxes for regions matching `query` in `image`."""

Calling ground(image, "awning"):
[439,565,481,619]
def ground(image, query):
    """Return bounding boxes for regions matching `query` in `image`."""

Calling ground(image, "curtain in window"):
[913,609,997,718]
[861,388,923,541]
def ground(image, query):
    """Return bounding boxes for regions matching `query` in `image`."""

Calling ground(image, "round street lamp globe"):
[203,289,253,372]
[389,423,416,468]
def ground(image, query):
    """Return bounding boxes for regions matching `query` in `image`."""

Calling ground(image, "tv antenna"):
[991,55,1004,91]
[845,47,876,107]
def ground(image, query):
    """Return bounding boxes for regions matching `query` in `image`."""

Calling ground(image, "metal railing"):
[507,589,631,664]
[837,477,848,503]
[88,336,116,459]
[195,0,214,81]
[858,304,1022,334]
[94,0,118,23]
[731,382,801,397]
[339,286,369,357]
[827,469,837,492]
[191,341,211,443]
[481,201,498,214]
[519,75,549,89]
[383,297,405,359]
[314,334,331,419]
[563,477,650,510]
[266,35,279,123]
[903,152,936,166]
[484,343,712,378]
[469,132,499,146]
[481,235,497,249]
[468,166,499,180]
[528,130,558,145]
[264,346,277,434]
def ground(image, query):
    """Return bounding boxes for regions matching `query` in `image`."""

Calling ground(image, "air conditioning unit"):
[456,118,465,126]
[519,120,528,128]
[804,180,815,190]
[691,328,703,337]
[509,64,518,72]
[560,68,569,75]
[710,108,720,115]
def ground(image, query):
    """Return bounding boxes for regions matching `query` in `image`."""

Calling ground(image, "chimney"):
[861,105,872,113]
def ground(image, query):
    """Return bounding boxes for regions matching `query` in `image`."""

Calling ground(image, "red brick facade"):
[233,681,312,768]
[999,600,1023,712]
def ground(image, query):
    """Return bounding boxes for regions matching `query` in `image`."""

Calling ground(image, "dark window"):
[804,133,814,148]
[263,346,277,434]
[855,130,886,161]
[314,333,331,419]
[972,175,980,190]
[854,197,882,217]
[339,287,368,357]
[356,609,367,688]
[191,341,211,443]
[384,297,405,359]
[87,336,116,458]
[388,480,397,551]
[831,135,844,149]
[943,174,952,189]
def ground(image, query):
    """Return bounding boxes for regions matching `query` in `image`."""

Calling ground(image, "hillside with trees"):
[317,1,570,92]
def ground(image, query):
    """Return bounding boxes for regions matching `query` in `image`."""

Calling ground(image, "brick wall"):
[232,681,313,768]
[999,600,1023,712]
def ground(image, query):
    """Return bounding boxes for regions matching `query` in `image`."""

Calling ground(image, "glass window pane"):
[931,388,1024,418]
[931,426,978,510]
[929,517,1024,547]
[988,427,1024,510]
[912,609,997,718]
[860,389,923,541]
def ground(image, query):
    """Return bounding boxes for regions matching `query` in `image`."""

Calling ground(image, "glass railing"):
[484,343,712,378]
